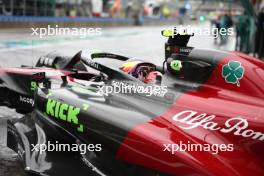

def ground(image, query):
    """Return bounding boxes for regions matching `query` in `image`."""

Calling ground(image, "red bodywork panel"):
[117,52,264,175]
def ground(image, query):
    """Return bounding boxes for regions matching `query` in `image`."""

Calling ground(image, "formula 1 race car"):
[0,30,264,176]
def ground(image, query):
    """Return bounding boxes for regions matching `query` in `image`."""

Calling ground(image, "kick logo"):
[46,99,87,133]
[222,60,245,87]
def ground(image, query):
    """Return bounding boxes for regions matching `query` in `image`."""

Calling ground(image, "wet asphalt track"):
[0,22,235,176]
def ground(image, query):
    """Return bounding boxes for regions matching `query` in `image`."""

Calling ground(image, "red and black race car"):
[0,30,263,176]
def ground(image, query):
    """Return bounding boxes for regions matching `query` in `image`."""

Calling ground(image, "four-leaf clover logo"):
[222,61,245,87]
[170,60,182,71]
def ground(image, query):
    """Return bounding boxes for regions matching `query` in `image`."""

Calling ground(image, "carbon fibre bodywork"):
[0,44,264,176]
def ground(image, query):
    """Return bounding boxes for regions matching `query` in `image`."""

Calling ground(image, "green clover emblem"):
[170,60,182,71]
[222,61,244,87]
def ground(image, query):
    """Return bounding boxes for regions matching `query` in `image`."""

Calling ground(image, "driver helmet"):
[120,61,161,83]
[121,61,142,74]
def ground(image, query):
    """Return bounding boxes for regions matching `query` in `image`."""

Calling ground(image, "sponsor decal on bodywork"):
[172,110,264,141]
[166,46,193,54]
[170,60,182,71]
[31,81,38,91]
[45,99,89,133]
[19,96,34,106]
[222,61,245,87]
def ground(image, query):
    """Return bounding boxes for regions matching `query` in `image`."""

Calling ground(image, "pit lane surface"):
[0,22,235,176]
